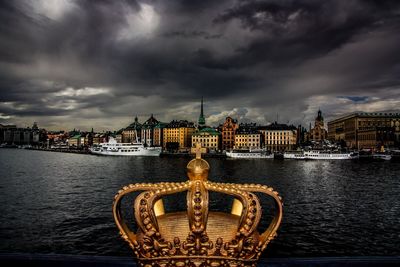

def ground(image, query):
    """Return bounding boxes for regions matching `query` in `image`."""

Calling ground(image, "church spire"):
[198,97,205,127]
[316,109,323,122]
[200,97,204,118]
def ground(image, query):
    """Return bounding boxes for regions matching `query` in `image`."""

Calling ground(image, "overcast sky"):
[0,0,400,131]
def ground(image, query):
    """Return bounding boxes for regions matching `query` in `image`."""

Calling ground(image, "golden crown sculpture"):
[113,143,283,267]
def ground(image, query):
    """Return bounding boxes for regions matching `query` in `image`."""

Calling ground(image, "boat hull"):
[304,151,358,160]
[226,152,274,159]
[283,153,305,159]
[89,147,161,156]
[284,151,358,160]
[372,154,392,161]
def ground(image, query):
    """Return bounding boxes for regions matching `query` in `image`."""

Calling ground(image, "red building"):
[220,117,238,151]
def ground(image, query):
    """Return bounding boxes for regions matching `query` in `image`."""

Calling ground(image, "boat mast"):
[135,129,139,143]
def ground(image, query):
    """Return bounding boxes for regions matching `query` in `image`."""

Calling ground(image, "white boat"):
[303,151,358,160]
[372,153,392,161]
[226,149,274,159]
[89,138,161,156]
[283,151,306,159]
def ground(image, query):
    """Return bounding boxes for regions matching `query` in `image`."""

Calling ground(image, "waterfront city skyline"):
[1,1,400,131]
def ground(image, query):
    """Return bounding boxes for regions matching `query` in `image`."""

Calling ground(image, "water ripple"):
[0,149,399,257]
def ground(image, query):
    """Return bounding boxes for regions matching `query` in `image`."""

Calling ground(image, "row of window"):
[358,134,376,140]
[266,132,292,136]
[266,141,292,145]
[266,136,292,139]
[235,139,259,142]
[236,143,259,147]
[266,138,293,141]
[193,143,218,147]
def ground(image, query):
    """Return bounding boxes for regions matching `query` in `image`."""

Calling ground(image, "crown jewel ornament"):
[113,143,283,267]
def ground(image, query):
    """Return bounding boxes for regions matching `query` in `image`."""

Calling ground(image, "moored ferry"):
[89,138,161,156]
[284,150,358,160]
[372,153,392,161]
[304,150,359,160]
[283,151,306,159]
[226,149,274,159]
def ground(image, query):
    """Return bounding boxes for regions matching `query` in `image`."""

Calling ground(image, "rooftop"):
[262,122,297,131]
[328,111,400,124]
[193,127,220,136]
[125,116,142,130]
[142,114,159,128]
[165,120,195,128]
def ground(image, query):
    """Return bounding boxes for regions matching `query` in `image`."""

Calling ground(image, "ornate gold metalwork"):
[113,143,283,267]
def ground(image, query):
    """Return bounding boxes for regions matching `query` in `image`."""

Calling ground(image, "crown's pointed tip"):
[194,142,203,159]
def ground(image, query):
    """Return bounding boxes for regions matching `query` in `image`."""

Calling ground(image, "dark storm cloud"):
[0,0,400,129]
[162,31,222,39]
[339,96,369,103]
[212,0,400,66]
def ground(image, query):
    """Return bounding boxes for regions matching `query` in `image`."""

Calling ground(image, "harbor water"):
[0,149,399,258]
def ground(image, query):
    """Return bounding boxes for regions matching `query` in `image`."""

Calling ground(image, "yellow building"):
[68,135,81,147]
[153,122,167,147]
[260,123,297,152]
[163,120,195,151]
[92,134,100,145]
[191,127,220,152]
[233,123,261,150]
[234,133,261,150]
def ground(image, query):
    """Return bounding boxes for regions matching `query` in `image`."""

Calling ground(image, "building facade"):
[68,135,81,147]
[1,123,47,146]
[328,112,400,149]
[191,127,220,152]
[93,133,108,145]
[234,123,261,150]
[47,131,68,146]
[234,133,261,150]
[357,127,396,149]
[141,114,159,147]
[122,116,142,143]
[115,131,123,143]
[3,126,16,143]
[310,110,327,142]
[163,120,195,151]
[220,117,238,151]
[23,131,32,144]
[153,122,167,147]
[260,123,297,152]
[1,125,16,144]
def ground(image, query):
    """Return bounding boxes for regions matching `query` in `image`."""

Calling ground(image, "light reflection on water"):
[0,149,399,257]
